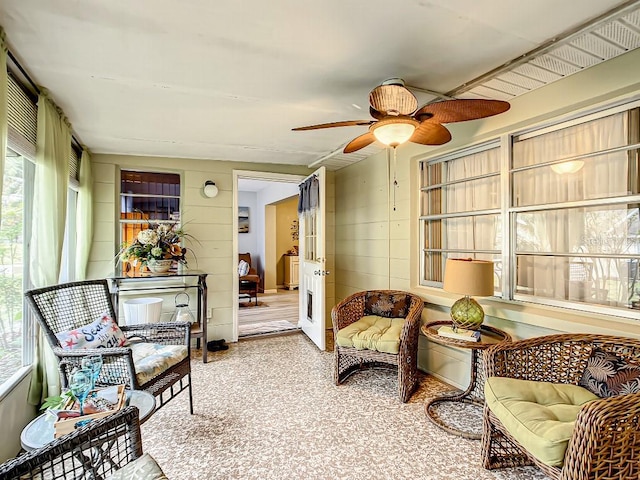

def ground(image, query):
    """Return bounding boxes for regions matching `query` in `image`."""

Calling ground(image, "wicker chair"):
[331,290,424,402]
[0,406,151,479]
[25,279,193,413]
[481,333,640,480]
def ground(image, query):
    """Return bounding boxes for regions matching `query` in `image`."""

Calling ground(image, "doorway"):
[233,171,305,340]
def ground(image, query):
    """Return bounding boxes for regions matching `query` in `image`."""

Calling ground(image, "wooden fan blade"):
[410,122,452,146]
[415,99,510,124]
[369,84,418,116]
[344,132,376,153]
[292,120,374,131]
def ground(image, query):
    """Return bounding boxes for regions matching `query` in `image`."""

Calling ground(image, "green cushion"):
[485,377,599,467]
[336,315,405,354]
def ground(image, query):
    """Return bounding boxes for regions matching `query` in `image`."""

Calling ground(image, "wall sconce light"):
[203,180,219,198]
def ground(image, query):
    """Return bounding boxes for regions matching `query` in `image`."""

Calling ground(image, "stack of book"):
[437,325,481,342]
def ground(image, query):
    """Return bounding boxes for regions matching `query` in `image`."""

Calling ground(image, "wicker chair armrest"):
[484,333,603,384]
[562,392,640,479]
[53,346,132,358]
[53,346,139,390]
[121,321,190,346]
[331,292,366,332]
[400,296,424,341]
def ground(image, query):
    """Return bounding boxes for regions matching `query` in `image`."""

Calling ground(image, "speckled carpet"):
[141,333,547,480]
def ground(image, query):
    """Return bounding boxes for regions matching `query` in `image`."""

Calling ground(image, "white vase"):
[147,259,173,273]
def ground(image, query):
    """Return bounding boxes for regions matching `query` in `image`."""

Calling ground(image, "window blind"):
[6,71,79,182]
[7,73,36,160]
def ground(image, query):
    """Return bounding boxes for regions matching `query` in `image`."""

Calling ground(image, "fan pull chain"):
[392,146,398,211]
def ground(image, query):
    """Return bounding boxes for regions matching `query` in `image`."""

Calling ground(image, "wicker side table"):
[422,321,511,440]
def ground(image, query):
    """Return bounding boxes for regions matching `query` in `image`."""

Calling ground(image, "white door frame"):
[232,170,306,342]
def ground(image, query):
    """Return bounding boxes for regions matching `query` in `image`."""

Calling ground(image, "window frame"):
[419,97,640,320]
[117,169,182,271]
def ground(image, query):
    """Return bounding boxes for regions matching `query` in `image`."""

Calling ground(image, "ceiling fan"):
[293,78,510,153]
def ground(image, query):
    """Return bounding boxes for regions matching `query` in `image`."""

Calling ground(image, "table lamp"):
[443,258,494,331]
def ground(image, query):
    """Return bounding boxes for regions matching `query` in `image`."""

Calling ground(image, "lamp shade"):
[443,258,494,297]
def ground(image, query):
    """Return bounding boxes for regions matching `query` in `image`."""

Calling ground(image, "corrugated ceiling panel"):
[594,21,640,50]
[551,44,602,68]
[496,71,546,91]
[570,32,625,59]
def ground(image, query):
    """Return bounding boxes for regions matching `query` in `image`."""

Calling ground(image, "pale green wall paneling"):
[0,373,38,461]
[88,154,311,342]
[335,48,640,387]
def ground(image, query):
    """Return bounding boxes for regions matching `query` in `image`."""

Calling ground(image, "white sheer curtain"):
[513,113,629,303]
[0,29,7,217]
[75,147,93,280]
[445,148,500,253]
[28,91,71,405]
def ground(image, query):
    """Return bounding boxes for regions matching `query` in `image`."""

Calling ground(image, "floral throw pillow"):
[579,347,640,398]
[56,313,127,350]
[364,292,410,318]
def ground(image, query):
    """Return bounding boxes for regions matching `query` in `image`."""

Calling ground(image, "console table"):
[108,270,209,363]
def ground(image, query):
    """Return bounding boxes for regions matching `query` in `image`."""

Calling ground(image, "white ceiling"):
[1,0,638,168]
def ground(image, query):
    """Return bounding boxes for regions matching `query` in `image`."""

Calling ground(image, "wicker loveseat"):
[331,290,424,402]
[481,333,640,480]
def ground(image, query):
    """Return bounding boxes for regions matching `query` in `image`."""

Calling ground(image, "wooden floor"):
[238,288,299,337]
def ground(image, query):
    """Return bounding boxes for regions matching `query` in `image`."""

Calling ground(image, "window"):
[0,148,34,385]
[420,143,502,292]
[513,108,640,313]
[420,101,640,318]
[303,211,318,262]
[119,170,181,271]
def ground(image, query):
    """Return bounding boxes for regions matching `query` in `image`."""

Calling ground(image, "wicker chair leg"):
[482,407,533,470]
[188,372,194,415]
[398,354,418,403]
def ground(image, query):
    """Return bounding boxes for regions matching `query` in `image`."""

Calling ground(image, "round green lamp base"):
[450,296,484,331]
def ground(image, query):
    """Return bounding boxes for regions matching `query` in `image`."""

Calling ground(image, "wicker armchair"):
[25,279,193,413]
[0,406,146,480]
[331,290,424,402]
[481,333,640,480]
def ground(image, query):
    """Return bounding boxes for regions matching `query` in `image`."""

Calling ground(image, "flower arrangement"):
[119,222,189,268]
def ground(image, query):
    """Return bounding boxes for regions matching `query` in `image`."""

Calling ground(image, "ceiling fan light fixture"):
[551,161,584,174]
[371,118,418,147]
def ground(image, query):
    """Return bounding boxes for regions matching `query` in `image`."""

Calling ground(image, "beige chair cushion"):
[106,453,168,480]
[485,377,599,467]
[131,343,188,386]
[336,315,405,354]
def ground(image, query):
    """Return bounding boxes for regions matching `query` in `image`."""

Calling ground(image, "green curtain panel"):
[0,29,7,218]
[75,147,93,280]
[28,91,71,405]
